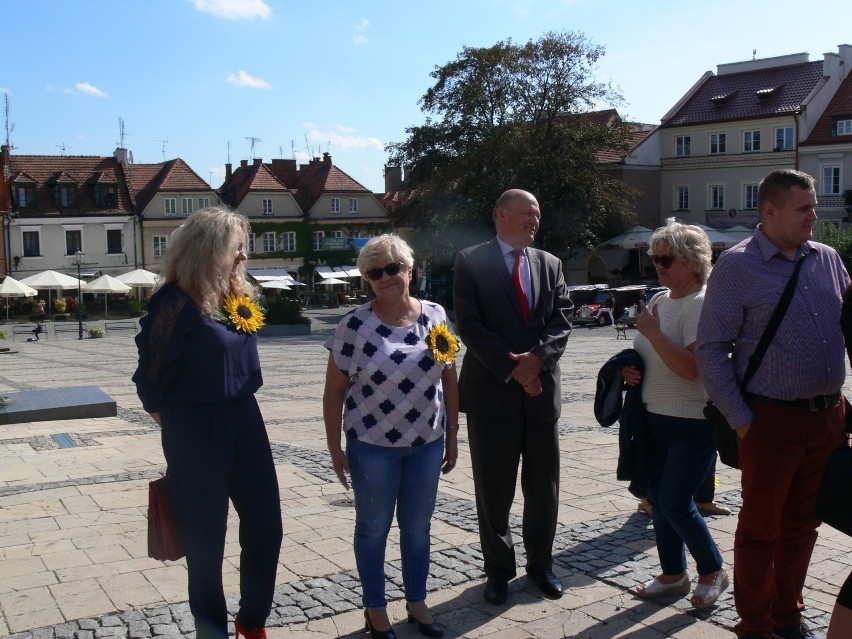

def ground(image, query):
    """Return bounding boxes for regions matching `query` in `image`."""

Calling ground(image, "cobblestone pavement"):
[1,309,849,638]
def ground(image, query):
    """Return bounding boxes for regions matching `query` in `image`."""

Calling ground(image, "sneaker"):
[772,622,818,639]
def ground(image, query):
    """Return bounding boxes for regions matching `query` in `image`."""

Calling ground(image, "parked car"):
[569,284,615,326]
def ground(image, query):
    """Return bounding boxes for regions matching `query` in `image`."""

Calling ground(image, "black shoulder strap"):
[741,255,806,390]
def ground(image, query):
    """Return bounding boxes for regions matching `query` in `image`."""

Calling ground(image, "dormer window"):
[710,91,737,104]
[756,86,782,99]
[835,118,852,136]
[94,184,118,208]
[14,184,36,208]
[56,185,77,208]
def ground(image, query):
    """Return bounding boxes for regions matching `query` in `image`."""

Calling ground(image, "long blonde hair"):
[159,206,256,315]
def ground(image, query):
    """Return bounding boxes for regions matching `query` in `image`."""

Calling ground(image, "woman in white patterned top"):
[323,234,458,639]
[623,218,729,611]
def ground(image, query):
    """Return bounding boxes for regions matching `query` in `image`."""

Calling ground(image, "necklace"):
[374,300,418,325]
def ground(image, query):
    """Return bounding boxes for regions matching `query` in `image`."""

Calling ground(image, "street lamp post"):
[75,250,83,340]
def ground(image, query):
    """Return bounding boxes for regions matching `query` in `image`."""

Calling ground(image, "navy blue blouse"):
[133,283,263,413]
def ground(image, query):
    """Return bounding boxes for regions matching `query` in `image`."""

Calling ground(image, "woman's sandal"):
[633,571,691,598]
[690,568,729,609]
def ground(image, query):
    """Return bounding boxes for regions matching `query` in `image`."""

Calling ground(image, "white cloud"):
[306,126,383,152]
[354,17,370,44]
[75,82,107,97]
[336,125,356,134]
[226,70,272,89]
[355,18,370,30]
[191,0,271,20]
[354,35,368,45]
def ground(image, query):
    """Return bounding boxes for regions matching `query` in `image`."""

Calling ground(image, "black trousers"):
[467,413,560,581]
[162,396,283,639]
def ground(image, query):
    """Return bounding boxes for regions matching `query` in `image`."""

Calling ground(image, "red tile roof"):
[7,154,133,215]
[661,61,824,127]
[801,71,852,146]
[125,158,211,212]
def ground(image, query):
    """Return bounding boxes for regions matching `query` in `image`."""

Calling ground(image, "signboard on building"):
[322,237,370,250]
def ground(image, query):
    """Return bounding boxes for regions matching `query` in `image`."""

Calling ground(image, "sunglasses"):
[651,255,676,268]
[365,262,404,281]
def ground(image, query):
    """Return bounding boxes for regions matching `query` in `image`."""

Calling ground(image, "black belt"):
[744,391,841,412]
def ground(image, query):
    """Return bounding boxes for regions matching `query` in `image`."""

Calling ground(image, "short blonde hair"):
[648,217,713,284]
[159,206,256,315]
[356,234,414,275]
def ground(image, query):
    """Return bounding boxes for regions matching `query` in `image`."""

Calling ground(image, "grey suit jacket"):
[453,239,573,421]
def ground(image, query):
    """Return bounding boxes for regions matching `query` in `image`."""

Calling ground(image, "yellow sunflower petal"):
[427,323,458,364]
[222,293,265,334]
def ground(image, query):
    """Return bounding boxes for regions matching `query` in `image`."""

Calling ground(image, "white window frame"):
[675,135,691,157]
[281,231,296,253]
[262,198,273,215]
[313,230,325,251]
[331,198,341,214]
[822,166,841,195]
[181,198,193,216]
[674,186,689,211]
[709,132,726,155]
[21,227,42,257]
[164,198,176,216]
[775,126,794,150]
[710,185,725,210]
[743,183,759,210]
[153,235,168,258]
[262,232,276,253]
[837,119,852,135]
[63,226,83,256]
[247,232,255,254]
[743,130,761,152]
[198,197,210,209]
[333,230,345,238]
[348,198,358,214]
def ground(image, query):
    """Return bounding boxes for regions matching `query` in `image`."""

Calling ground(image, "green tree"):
[386,30,636,266]
[819,225,852,271]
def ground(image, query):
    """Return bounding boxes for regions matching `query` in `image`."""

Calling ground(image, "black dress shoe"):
[405,603,444,638]
[483,578,508,604]
[529,569,563,599]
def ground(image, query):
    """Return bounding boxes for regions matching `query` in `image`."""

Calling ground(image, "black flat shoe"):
[405,603,443,638]
[363,609,396,639]
[529,569,563,599]
[483,578,509,604]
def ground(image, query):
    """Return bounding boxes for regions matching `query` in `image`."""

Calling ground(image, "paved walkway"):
[0,308,849,638]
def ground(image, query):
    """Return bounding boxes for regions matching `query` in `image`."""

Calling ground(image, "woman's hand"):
[635,299,662,340]
[150,412,162,426]
[622,365,642,386]
[442,433,458,474]
[329,447,351,489]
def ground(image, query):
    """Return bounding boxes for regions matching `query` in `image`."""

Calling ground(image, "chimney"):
[114,147,129,164]
[384,165,403,192]
[240,159,248,169]
[253,158,263,166]
[225,163,232,181]
[323,152,332,165]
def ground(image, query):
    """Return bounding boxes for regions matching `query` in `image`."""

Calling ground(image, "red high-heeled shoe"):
[234,618,267,639]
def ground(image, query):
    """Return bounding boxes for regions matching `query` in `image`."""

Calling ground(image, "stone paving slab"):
[0,309,849,638]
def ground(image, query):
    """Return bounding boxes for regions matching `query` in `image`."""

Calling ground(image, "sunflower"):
[221,293,265,334]
[425,322,459,364]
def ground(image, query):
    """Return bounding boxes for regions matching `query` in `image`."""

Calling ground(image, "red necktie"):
[511,249,530,323]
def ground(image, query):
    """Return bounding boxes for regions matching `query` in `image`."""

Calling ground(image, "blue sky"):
[3,0,850,193]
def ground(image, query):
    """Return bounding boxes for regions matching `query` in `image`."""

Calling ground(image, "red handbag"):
[147,473,185,561]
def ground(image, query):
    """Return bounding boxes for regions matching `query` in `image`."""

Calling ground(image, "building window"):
[95,185,117,208]
[65,230,82,256]
[106,229,123,254]
[199,197,210,209]
[262,198,273,215]
[262,232,276,253]
[181,198,193,216]
[744,184,759,210]
[313,230,325,251]
[822,166,841,195]
[674,186,689,211]
[22,230,41,257]
[247,233,255,254]
[710,185,725,210]
[837,119,852,135]
[164,198,176,216]
[58,185,76,208]
[743,130,761,152]
[153,235,168,257]
[333,230,345,238]
[709,133,726,154]
[331,198,340,214]
[675,136,691,157]
[281,231,296,252]
[775,126,794,150]
[348,198,358,214]
[15,185,36,208]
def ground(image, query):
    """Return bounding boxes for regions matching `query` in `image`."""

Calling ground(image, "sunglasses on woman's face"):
[365,262,404,281]
[651,255,676,268]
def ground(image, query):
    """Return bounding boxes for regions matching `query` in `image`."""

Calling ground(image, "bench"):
[614,322,637,340]
[54,322,86,339]
[12,324,45,341]
[104,321,138,337]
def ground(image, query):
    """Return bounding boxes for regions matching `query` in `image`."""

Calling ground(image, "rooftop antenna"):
[291,140,295,159]
[279,145,283,158]
[155,139,168,162]
[304,134,313,158]
[118,117,127,148]
[4,93,15,149]
[56,141,69,155]
[245,136,261,161]
[753,49,757,60]
[226,140,231,164]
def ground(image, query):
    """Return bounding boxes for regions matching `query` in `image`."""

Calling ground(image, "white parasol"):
[19,270,88,309]
[85,274,132,317]
[0,276,38,319]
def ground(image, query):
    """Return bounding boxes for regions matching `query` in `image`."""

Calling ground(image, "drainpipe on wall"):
[794,112,800,170]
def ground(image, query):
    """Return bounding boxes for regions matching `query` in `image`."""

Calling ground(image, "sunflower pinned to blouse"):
[425,322,459,364]
[219,292,265,334]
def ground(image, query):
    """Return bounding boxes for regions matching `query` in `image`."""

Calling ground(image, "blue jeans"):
[646,412,723,577]
[347,436,444,609]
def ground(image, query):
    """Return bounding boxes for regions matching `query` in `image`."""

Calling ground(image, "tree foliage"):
[386,31,636,266]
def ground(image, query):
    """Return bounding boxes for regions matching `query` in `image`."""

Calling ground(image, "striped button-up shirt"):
[695,226,850,429]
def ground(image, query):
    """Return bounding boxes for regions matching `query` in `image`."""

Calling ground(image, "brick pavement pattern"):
[1,308,849,638]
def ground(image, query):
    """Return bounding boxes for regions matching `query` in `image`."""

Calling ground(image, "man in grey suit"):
[453,189,573,604]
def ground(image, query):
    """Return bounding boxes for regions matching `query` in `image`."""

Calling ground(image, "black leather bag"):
[815,435,852,537]
[704,401,739,469]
